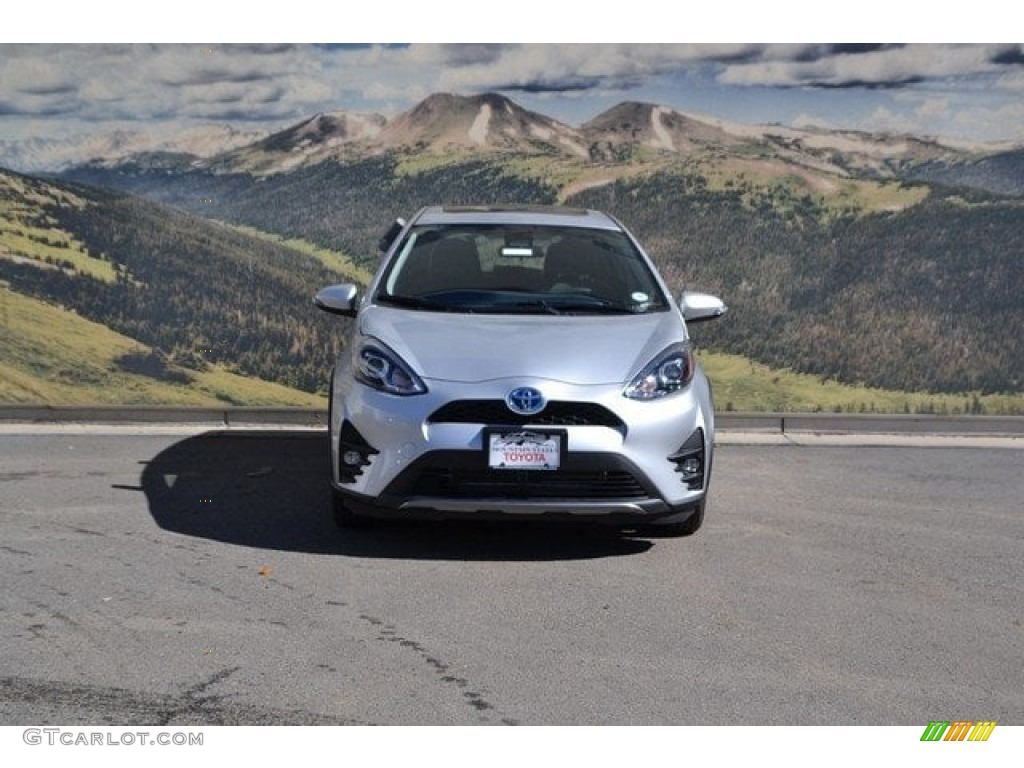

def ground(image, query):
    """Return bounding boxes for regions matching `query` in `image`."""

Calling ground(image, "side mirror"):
[377,217,407,253]
[679,291,727,323]
[314,284,359,317]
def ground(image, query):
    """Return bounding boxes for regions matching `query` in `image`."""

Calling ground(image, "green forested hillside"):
[65,156,557,260]
[572,173,1023,394]
[0,283,324,406]
[1,169,362,398]
[63,155,1024,398]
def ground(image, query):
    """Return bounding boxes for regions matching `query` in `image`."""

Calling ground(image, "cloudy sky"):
[2,10,1022,155]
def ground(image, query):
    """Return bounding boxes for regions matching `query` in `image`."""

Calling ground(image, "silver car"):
[315,205,726,535]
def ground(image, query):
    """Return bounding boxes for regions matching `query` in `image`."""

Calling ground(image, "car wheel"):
[332,491,372,530]
[640,498,705,537]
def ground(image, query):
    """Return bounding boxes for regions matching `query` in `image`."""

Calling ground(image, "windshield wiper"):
[501,296,640,315]
[510,299,562,315]
[375,293,456,312]
[561,305,635,314]
[546,296,639,314]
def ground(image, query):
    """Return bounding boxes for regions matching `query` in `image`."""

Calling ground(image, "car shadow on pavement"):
[138,430,653,561]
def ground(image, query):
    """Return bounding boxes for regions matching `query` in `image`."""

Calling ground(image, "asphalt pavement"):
[0,425,1021,725]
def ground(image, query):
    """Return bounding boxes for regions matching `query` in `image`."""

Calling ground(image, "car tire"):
[332,491,372,530]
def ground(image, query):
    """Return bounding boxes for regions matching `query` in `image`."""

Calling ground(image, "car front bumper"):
[329,369,714,522]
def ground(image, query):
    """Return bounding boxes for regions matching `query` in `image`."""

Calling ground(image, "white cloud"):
[434,44,756,93]
[949,101,1024,143]
[862,106,917,135]
[1,43,1022,146]
[792,113,833,131]
[718,44,1008,88]
[915,98,951,123]
[996,70,1024,91]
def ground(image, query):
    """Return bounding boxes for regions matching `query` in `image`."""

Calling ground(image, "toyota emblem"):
[506,387,546,416]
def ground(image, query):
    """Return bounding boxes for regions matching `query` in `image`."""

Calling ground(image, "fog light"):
[338,420,378,484]
[668,428,705,490]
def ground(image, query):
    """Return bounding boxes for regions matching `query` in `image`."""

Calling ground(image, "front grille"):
[428,400,625,429]
[412,467,646,499]
[380,450,660,506]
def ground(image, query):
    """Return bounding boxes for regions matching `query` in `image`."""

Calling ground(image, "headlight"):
[623,343,694,400]
[353,340,427,395]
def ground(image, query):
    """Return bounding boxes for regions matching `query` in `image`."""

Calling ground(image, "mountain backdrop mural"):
[2,88,1022,412]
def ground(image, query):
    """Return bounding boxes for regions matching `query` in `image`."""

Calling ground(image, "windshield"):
[375,224,669,315]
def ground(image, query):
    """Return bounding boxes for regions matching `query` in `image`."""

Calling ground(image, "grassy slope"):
[2,280,1016,412]
[225,223,374,285]
[0,284,325,406]
[0,179,118,283]
[5,230,1005,411]
[698,350,1022,415]
[429,148,933,220]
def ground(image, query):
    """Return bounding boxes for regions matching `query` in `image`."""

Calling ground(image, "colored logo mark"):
[920,721,996,742]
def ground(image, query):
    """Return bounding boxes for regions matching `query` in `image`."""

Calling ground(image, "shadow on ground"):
[136,430,652,561]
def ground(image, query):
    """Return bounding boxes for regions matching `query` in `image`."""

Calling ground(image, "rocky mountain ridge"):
[6,92,1019,197]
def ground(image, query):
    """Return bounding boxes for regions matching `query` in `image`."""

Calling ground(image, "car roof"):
[411,205,622,231]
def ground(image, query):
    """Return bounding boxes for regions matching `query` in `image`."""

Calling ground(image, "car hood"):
[357,306,686,385]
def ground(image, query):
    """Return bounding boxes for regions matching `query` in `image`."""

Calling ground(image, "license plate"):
[487,430,562,470]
